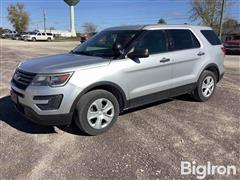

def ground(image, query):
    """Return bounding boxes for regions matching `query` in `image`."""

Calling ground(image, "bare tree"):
[7,3,29,32]
[158,18,167,24]
[82,22,97,33]
[190,0,231,32]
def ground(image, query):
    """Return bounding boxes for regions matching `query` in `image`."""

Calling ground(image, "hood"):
[19,53,110,74]
[225,40,240,45]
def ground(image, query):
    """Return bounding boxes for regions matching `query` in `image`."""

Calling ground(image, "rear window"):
[168,29,200,51]
[47,33,52,36]
[201,30,221,45]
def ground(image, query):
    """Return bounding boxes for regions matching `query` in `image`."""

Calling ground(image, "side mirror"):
[127,48,149,59]
[112,43,124,56]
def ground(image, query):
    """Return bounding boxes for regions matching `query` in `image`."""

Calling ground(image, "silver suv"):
[11,25,225,135]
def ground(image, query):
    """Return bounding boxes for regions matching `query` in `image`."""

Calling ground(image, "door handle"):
[160,58,170,63]
[197,51,205,56]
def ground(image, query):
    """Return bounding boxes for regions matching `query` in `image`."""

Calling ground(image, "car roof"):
[104,24,211,31]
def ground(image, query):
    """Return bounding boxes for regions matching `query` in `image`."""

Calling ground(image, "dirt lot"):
[0,39,239,179]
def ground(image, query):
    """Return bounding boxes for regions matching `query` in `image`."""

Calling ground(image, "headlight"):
[31,72,73,87]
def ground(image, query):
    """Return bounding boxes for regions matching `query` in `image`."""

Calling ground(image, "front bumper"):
[15,102,73,125]
[10,81,81,126]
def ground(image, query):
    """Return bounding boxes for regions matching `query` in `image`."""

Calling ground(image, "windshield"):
[71,30,140,58]
[233,36,240,40]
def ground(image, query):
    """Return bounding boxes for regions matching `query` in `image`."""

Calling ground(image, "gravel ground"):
[0,39,239,180]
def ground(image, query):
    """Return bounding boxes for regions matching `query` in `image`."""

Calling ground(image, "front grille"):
[12,69,36,90]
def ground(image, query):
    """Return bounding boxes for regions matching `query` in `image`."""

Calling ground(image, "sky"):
[1,0,240,32]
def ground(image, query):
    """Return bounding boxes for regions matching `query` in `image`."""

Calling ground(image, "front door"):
[124,30,173,106]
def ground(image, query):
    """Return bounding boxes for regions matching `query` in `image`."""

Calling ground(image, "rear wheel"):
[191,70,216,102]
[32,37,36,42]
[47,37,51,41]
[74,90,119,135]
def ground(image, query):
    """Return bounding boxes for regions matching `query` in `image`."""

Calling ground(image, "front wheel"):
[191,70,216,102]
[74,90,119,135]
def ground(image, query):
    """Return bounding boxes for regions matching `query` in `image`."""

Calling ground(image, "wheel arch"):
[202,63,220,82]
[70,81,128,113]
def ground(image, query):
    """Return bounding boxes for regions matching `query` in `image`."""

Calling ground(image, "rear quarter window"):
[201,30,222,45]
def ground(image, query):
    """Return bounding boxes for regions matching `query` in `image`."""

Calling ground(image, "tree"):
[7,3,29,32]
[222,18,239,34]
[0,27,4,35]
[82,22,97,33]
[190,0,231,32]
[158,18,167,24]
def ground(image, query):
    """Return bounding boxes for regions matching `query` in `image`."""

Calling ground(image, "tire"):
[32,37,36,42]
[191,70,217,102]
[47,37,51,42]
[74,90,119,135]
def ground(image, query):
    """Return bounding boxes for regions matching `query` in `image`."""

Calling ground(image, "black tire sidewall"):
[196,70,217,101]
[75,90,119,135]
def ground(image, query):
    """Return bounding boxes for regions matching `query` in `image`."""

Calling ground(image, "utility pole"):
[43,8,46,32]
[219,0,225,39]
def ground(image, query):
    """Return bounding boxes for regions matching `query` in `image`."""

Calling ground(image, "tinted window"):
[134,30,167,54]
[168,29,200,50]
[201,30,221,45]
[191,32,201,48]
[233,36,240,40]
[47,33,52,36]
[72,30,139,58]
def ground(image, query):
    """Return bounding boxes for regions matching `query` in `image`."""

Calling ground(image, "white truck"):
[25,32,54,41]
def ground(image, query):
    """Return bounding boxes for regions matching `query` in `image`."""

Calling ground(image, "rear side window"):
[168,29,200,51]
[201,30,221,45]
[134,30,167,54]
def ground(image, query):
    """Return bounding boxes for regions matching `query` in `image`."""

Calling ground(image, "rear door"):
[36,33,42,40]
[124,30,173,105]
[167,29,203,88]
[41,33,47,40]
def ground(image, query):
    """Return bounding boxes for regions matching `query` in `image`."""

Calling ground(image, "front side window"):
[72,30,139,58]
[133,30,167,54]
[168,29,200,51]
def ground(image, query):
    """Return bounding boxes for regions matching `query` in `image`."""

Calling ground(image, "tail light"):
[221,47,226,55]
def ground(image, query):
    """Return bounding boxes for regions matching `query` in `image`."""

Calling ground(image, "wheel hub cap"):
[87,98,114,129]
[201,76,215,98]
